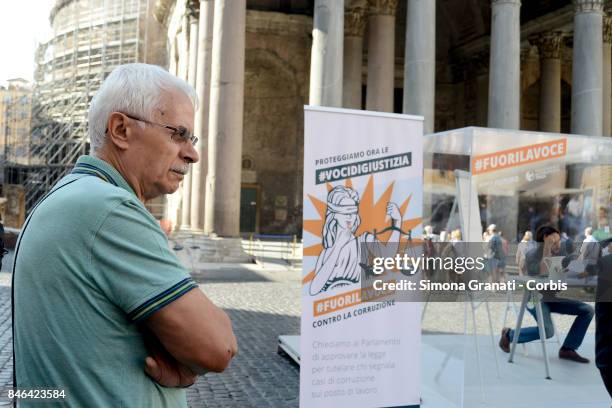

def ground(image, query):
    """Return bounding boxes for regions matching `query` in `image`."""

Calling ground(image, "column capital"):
[368,0,398,16]
[186,0,200,18]
[520,43,539,65]
[535,32,564,59]
[345,6,368,37]
[573,0,605,14]
[604,15,612,43]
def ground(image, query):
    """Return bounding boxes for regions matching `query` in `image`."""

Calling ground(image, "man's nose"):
[181,142,199,164]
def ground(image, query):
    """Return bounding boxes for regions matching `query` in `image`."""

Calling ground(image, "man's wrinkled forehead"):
[154,89,194,123]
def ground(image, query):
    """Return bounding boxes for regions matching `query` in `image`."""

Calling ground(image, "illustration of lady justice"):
[309,185,403,296]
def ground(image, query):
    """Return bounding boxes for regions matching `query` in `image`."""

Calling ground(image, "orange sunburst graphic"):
[302,176,422,285]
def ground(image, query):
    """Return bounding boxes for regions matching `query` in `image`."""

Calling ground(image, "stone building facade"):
[0,79,32,171]
[160,1,312,235]
[157,0,612,237]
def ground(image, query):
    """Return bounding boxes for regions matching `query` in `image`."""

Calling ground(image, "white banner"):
[300,106,423,408]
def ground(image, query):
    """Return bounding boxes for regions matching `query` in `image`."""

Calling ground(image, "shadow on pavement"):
[187,308,299,408]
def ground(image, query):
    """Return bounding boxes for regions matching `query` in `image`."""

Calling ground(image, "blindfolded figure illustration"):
[309,185,402,295]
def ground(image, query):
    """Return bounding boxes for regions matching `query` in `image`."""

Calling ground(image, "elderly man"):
[13,63,237,407]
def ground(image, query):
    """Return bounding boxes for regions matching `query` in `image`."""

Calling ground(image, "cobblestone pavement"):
[184,264,301,407]
[0,247,597,407]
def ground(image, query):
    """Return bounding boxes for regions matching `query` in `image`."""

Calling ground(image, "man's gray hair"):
[88,63,197,154]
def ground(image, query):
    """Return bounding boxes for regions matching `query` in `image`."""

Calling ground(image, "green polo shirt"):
[13,155,197,407]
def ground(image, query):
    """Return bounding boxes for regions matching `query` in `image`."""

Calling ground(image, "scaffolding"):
[4,0,150,212]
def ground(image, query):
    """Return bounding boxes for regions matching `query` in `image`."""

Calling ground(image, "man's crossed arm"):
[142,288,238,387]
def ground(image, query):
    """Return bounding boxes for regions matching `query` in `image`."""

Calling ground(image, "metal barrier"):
[247,234,301,267]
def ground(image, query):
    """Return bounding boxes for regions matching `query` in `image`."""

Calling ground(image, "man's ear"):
[106,112,130,151]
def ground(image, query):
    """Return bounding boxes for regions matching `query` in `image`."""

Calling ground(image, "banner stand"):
[297,106,423,408]
[278,335,300,365]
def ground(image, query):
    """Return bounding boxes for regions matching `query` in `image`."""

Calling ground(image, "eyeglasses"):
[110,112,198,146]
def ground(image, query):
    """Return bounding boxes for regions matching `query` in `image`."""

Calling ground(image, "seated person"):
[499,226,594,363]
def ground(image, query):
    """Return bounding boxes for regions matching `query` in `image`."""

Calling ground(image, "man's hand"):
[145,288,237,373]
[144,355,198,388]
[143,328,199,388]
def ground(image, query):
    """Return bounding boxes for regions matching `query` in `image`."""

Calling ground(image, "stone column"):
[603,16,612,136]
[366,0,398,112]
[488,0,521,241]
[180,5,199,230]
[190,0,214,231]
[204,0,246,237]
[186,8,199,104]
[403,0,436,134]
[169,37,178,76]
[488,0,521,129]
[571,0,604,136]
[309,0,344,107]
[536,33,563,133]
[178,14,190,81]
[343,6,367,109]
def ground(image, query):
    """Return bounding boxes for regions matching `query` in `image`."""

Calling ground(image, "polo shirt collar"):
[73,155,137,198]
